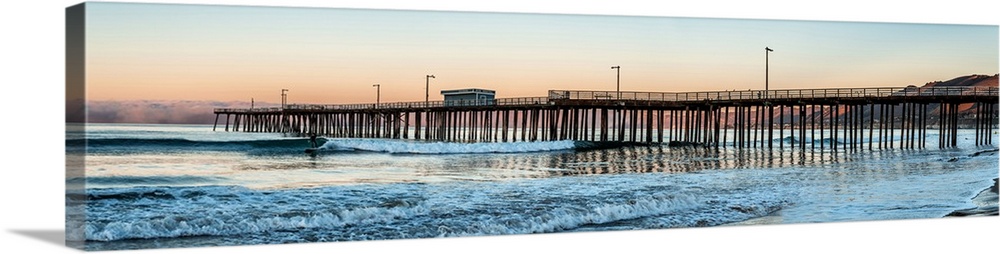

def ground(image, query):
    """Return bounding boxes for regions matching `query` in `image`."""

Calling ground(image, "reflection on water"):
[288,145,976,186]
[438,145,942,178]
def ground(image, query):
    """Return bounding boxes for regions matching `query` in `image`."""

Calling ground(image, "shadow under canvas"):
[9,229,66,247]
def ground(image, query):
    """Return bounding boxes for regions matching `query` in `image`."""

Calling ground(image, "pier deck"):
[214,86,999,149]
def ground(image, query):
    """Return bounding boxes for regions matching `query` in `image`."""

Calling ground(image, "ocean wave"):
[446,193,704,236]
[68,138,314,154]
[83,185,431,241]
[67,176,227,189]
[317,139,577,154]
[84,185,242,202]
[83,174,790,243]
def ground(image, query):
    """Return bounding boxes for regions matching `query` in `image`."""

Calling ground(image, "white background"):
[1,1,998,253]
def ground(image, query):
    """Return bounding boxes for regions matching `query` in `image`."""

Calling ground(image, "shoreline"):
[722,210,784,226]
[725,177,999,225]
[945,178,999,217]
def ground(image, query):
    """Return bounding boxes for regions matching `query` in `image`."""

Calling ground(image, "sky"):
[84,2,998,105]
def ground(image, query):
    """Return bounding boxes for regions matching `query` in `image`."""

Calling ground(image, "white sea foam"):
[86,202,430,241]
[319,138,576,154]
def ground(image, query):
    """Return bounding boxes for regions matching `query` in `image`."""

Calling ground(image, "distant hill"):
[918,74,998,114]
[920,74,998,89]
[749,74,998,128]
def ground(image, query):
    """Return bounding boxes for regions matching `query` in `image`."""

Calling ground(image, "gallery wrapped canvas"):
[65,1,998,251]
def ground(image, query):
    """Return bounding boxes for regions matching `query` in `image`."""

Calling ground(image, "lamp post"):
[425,75,435,103]
[610,65,621,137]
[281,89,288,108]
[373,84,381,108]
[765,47,773,98]
[611,66,620,99]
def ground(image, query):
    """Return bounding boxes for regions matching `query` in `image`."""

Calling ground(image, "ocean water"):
[66,123,998,250]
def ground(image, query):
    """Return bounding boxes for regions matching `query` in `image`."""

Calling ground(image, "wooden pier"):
[214,87,998,150]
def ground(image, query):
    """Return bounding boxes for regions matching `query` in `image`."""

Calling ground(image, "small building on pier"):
[442,88,495,106]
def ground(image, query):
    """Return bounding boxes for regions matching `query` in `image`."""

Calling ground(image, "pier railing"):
[550,86,998,102]
[215,97,549,113]
[214,107,284,113]
[214,86,997,114]
[288,96,550,110]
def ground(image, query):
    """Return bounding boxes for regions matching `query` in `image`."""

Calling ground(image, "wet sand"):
[722,210,783,226]
[727,177,999,225]
[945,178,999,217]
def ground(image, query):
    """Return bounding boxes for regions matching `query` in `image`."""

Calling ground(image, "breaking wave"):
[318,139,577,154]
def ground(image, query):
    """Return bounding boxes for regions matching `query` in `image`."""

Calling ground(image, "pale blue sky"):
[85,2,998,103]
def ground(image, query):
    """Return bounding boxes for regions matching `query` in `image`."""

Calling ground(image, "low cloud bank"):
[85,100,276,124]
